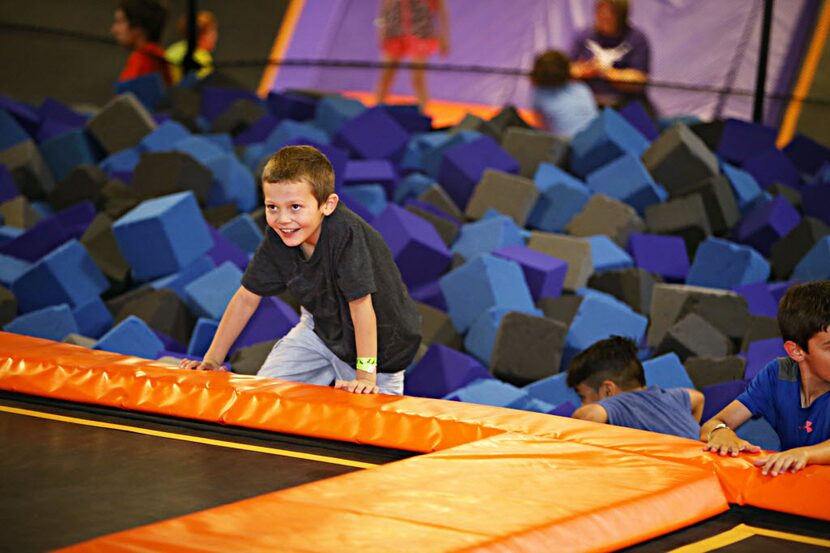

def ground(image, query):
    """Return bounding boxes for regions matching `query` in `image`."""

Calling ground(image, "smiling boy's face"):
[263,180,337,258]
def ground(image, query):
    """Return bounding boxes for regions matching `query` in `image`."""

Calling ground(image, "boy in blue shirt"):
[530,49,598,138]
[567,336,704,439]
[701,280,830,476]
[180,145,421,394]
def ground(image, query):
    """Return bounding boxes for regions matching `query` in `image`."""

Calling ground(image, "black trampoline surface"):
[624,504,830,552]
[0,391,415,553]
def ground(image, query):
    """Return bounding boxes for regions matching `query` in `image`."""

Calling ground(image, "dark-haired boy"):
[567,336,704,439]
[180,145,421,395]
[111,0,171,84]
[701,280,830,475]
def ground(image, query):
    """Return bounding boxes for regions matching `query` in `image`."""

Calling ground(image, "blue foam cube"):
[0,108,30,150]
[451,214,525,260]
[0,253,29,286]
[115,73,166,111]
[721,162,764,212]
[187,317,219,357]
[93,315,165,359]
[587,235,634,272]
[523,371,582,408]
[570,108,650,177]
[585,153,667,215]
[219,214,264,255]
[72,296,113,339]
[686,237,770,289]
[314,95,366,136]
[444,379,553,413]
[527,163,591,232]
[112,191,214,281]
[3,303,78,341]
[643,353,695,389]
[11,239,108,313]
[140,120,191,151]
[792,236,830,280]
[39,128,99,183]
[439,253,535,333]
[184,261,242,320]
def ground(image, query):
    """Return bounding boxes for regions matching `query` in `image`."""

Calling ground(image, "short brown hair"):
[530,50,571,88]
[778,280,830,352]
[118,0,168,43]
[566,336,646,391]
[261,145,335,206]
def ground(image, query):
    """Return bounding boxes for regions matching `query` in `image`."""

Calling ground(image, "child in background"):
[375,0,450,111]
[567,336,704,439]
[701,280,830,475]
[165,10,218,83]
[111,0,171,85]
[530,49,598,138]
[180,146,421,395]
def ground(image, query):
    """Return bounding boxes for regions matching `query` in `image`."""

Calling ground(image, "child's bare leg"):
[411,56,428,111]
[376,54,399,105]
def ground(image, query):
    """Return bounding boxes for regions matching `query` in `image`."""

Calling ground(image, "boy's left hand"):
[752,448,809,476]
[335,378,380,394]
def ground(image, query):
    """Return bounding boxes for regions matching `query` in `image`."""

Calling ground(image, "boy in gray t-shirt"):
[180,145,421,395]
[566,336,704,439]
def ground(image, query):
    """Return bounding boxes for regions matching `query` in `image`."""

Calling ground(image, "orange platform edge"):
[1,333,827,552]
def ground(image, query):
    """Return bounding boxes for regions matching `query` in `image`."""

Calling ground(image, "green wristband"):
[356,357,377,374]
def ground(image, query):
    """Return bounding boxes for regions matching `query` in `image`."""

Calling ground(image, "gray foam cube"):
[588,267,662,314]
[501,127,568,178]
[645,194,712,255]
[0,140,56,199]
[465,169,539,226]
[648,283,742,348]
[86,93,156,154]
[490,312,567,386]
[656,312,732,361]
[642,124,719,197]
[565,193,646,247]
[684,355,746,390]
[527,231,593,291]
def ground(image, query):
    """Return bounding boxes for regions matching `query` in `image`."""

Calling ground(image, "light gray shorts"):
[257,308,405,395]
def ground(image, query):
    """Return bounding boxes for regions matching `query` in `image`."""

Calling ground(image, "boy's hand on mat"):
[703,429,761,457]
[178,358,223,371]
[753,448,809,476]
[335,378,380,395]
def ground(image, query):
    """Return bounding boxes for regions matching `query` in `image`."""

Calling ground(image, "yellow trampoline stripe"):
[257,0,306,97]
[777,0,830,148]
[670,523,830,552]
[0,405,377,470]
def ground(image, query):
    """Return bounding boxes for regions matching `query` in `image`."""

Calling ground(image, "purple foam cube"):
[233,115,280,146]
[372,204,451,289]
[801,184,830,226]
[343,159,399,200]
[334,106,409,161]
[206,225,249,272]
[0,165,20,203]
[35,119,77,144]
[702,380,747,422]
[493,244,567,301]
[733,282,778,318]
[0,216,71,262]
[619,101,659,140]
[438,135,519,210]
[745,338,785,382]
[231,296,299,354]
[266,91,317,121]
[37,97,87,128]
[0,95,40,135]
[783,133,830,178]
[628,233,689,281]
[743,147,802,189]
[716,118,777,165]
[405,343,492,399]
[733,195,800,256]
[381,104,432,133]
[409,280,447,311]
[201,87,261,123]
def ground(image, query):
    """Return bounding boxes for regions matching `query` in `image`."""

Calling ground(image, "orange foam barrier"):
[1,333,828,552]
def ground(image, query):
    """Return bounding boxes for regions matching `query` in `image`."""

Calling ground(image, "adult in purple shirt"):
[570,0,653,114]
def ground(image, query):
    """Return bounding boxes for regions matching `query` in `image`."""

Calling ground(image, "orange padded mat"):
[2,332,828,552]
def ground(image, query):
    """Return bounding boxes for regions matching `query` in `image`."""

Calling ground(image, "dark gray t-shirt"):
[241,204,421,373]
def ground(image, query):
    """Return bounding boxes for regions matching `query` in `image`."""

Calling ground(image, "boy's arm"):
[179,286,262,371]
[335,294,379,394]
[753,440,830,476]
[700,399,761,456]
[687,388,705,423]
[571,403,609,424]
